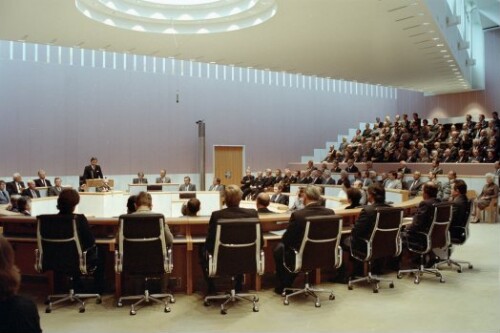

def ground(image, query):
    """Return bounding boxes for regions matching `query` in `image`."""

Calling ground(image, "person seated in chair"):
[132,192,174,246]
[21,181,40,199]
[181,198,201,217]
[132,172,148,184]
[56,189,105,293]
[270,184,289,206]
[200,185,259,295]
[273,185,335,295]
[0,235,42,333]
[256,193,274,214]
[15,196,31,216]
[47,177,64,197]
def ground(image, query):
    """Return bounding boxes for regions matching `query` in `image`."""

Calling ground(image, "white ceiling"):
[0,0,498,95]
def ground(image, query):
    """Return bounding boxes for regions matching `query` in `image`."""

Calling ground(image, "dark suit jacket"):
[406,198,440,233]
[282,203,335,250]
[59,213,95,250]
[21,188,41,198]
[6,181,25,195]
[257,207,275,214]
[310,177,323,185]
[132,178,148,184]
[83,165,103,180]
[398,167,412,174]
[240,175,255,190]
[204,206,259,254]
[324,177,336,185]
[271,193,289,206]
[345,165,359,173]
[408,179,424,197]
[47,187,63,197]
[351,202,392,245]
[451,194,469,229]
[34,178,52,187]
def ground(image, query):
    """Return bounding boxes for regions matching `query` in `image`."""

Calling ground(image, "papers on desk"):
[269,229,286,237]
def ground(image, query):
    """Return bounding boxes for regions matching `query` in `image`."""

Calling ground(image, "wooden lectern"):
[86,179,115,188]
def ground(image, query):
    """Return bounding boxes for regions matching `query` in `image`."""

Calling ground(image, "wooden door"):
[213,146,244,187]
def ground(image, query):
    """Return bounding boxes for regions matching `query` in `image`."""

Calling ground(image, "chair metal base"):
[348,272,394,293]
[435,258,473,273]
[283,282,335,308]
[204,289,259,315]
[397,263,445,284]
[117,290,175,315]
[45,288,101,313]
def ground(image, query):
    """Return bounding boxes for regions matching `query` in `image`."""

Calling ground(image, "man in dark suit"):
[348,183,391,252]
[256,193,274,214]
[397,161,412,174]
[0,180,10,204]
[322,170,336,185]
[132,172,148,184]
[83,157,104,181]
[270,184,289,206]
[47,177,64,197]
[240,169,255,200]
[309,170,323,185]
[6,173,25,196]
[155,169,171,184]
[179,176,196,191]
[273,185,334,294]
[344,159,359,173]
[21,181,41,199]
[200,185,259,294]
[407,171,424,197]
[34,169,52,187]
[406,182,440,234]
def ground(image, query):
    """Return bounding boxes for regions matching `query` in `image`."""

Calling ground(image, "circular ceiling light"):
[75,0,278,34]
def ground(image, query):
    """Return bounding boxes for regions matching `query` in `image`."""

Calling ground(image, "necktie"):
[31,189,37,198]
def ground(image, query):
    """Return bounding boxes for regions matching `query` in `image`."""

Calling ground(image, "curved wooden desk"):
[0,196,422,297]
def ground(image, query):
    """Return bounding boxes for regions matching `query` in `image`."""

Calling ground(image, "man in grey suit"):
[47,177,64,197]
[407,171,424,197]
[0,180,10,204]
[21,181,41,198]
[179,176,196,191]
[155,169,171,184]
[208,177,224,191]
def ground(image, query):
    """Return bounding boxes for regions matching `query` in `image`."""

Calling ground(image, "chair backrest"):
[211,218,262,277]
[428,202,453,250]
[117,213,171,275]
[367,207,404,261]
[296,215,343,271]
[36,214,84,274]
[450,197,471,244]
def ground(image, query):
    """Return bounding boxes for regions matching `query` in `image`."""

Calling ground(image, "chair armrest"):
[283,248,300,273]
[34,249,42,273]
[406,230,430,254]
[336,246,343,269]
[164,247,173,273]
[81,249,88,275]
[208,252,216,277]
[349,237,369,262]
[258,249,265,275]
[114,250,122,274]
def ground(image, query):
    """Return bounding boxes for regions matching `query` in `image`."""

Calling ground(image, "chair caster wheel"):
[204,300,211,307]
[373,289,379,293]
[96,298,102,304]
[170,297,176,304]
[389,283,394,288]
[79,307,85,313]
[283,299,289,306]
[440,278,445,283]
[220,309,227,315]
[457,269,462,273]
[253,306,259,312]
[397,274,402,279]
[117,302,123,307]
[414,279,420,285]
[315,302,321,308]
[130,310,136,316]
[45,308,51,313]
[347,285,353,290]
[329,294,335,300]
[469,265,473,269]
[164,307,171,313]
[281,292,286,297]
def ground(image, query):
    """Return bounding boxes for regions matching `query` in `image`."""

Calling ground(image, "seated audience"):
[0,235,42,333]
[6,173,25,196]
[34,169,52,188]
[21,181,40,199]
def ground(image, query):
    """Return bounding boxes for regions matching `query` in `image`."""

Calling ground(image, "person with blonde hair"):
[471,173,499,223]
[0,235,42,333]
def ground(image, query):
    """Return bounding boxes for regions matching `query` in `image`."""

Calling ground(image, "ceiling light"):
[75,0,277,34]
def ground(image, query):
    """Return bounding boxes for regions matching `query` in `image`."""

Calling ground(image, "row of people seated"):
[322,112,500,165]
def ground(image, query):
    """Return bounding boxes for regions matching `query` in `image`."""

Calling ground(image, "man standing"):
[273,186,334,294]
[200,185,259,294]
[83,157,104,181]
[179,176,196,191]
[34,169,52,187]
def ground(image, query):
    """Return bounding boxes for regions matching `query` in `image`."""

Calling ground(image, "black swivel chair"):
[397,202,452,284]
[115,214,174,315]
[35,214,102,313]
[203,218,264,315]
[282,215,343,307]
[348,207,404,293]
[435,208,473,273]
